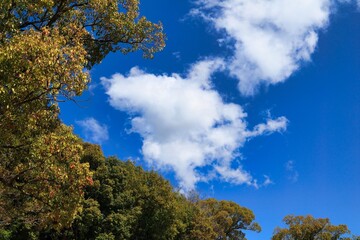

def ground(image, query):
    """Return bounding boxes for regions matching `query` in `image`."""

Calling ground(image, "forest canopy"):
[1,143,261,240]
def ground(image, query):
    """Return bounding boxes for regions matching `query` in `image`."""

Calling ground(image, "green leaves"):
[84,156,185,240]
[5,147,260,240]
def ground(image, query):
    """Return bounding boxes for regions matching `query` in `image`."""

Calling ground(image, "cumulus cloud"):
[76,117,109,144]
[101,59,287,190]
[192,0,332,95]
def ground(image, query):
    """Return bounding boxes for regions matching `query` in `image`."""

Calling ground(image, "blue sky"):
[60,0,360,238]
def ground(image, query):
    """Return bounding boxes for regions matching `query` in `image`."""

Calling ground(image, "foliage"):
[0,0,165,65]
[272,215,352,240]
[73,148,262,240]
[75,155,188,240]
[195,198,261,240]
[0,0,164,230]
[0,24,90,228]
[0,123,91,230]
[5,144,357,240]
[71,146,261,240]
[35,146,188,240]
[1,144,261,240]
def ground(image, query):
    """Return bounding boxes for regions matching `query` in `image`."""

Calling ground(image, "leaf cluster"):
[1,0,165,66]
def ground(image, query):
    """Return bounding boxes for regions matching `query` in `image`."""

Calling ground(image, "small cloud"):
[172,51,181,60]
[76,117,109,144]
[263,175,274,186]
[247,117,288,137]
[252,175,274,189]
[285,160,299,183]
[88,83,98,95]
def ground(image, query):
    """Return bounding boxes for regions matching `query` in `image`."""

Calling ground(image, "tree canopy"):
[0,0,165,65]
[0,143,262,240]
[272,215,354,240]
[1,141,358,239]
[0,0,164,230]
[196,198,261,240]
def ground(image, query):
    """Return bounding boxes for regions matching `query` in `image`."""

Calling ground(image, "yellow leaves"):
[24,124,92,228]
[193,198,261,239]
[1,0,165,63]
[0,0,165,232]
[0,120,92,230]
[0,26,90,107]
[272,215,351,240]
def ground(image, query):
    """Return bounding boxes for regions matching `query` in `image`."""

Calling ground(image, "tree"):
[81,156,188,240]
[0,0,164,230]
[33,148,189,240]
[272,215,352,240]
[0,124,92,230]
[1,143,262,240]
[184,198,261,240]
[0,0,165,65]
[80,153,261,240]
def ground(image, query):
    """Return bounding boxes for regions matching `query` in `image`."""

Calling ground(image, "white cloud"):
[101,59,287,190]
[251,175,274,189]
[285,160,299,183]
[76,117,109,144]
[263,175,274,186]
[192,0,332,95]
[247,117,288,137]
[214,165,253,186]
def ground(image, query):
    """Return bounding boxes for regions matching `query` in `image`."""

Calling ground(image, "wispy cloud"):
[191,0,333,95]
[172,51,181,60]
[76,117,109,144]
[285,160,299,183]
[251,175,275,189]
[263,175,274,187]
[102,59,287,191]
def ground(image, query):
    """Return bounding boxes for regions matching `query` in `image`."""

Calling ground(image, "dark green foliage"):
[78,156,186,240]
[1,143,261,240]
